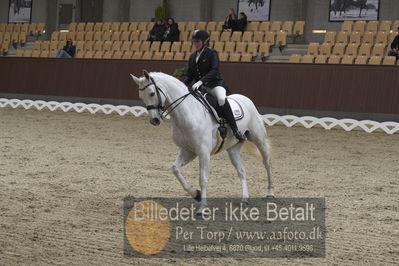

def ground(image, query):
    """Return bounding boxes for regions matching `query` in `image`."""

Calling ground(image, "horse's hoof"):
[266,195,275,199]
[194,190,201,202]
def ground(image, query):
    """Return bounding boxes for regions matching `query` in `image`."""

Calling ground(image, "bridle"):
[139,76,192,119]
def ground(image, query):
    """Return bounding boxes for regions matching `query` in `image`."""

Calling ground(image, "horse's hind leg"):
[172,149,198,199]
[227,143,249,203]
[247,124,274,198]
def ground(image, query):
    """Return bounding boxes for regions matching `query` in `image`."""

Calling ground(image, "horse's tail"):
[242,127,273,162]
[243,140,263,161]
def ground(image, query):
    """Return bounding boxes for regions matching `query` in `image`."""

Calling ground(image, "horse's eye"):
[150,92,155,97]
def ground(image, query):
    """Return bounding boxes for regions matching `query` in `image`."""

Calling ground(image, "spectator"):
[388,29,399,60]
[148,18,166,42]
[56,39,76,58]
[236,12,247,32]
[222,8,237,32]
[163,18,180,42]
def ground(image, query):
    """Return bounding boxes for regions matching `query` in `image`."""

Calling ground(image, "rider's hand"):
[192,80,203,90]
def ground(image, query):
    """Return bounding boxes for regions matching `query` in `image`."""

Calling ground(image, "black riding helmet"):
[192,30,209,42]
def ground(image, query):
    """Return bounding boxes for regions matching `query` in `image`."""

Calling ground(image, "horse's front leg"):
[172,149,198,198]
[197,152,210,216]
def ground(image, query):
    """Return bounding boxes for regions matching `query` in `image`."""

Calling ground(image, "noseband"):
[139,76,192,119]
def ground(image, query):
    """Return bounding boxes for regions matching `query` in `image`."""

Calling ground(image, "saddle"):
[202,92,244,123]
[192,91,245,153]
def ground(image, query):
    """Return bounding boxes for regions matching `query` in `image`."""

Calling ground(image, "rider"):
[183,30,246,142]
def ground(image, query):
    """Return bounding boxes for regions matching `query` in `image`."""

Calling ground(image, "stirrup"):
[233,130,246,142]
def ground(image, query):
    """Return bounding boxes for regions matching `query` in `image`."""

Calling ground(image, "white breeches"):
[203,86,226,106]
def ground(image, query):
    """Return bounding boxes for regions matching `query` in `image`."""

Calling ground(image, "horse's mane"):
[149,72,189,93]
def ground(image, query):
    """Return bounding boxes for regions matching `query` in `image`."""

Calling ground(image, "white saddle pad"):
[228,98,244,121]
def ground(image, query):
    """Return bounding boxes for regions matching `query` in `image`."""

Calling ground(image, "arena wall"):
[1,57,398,120]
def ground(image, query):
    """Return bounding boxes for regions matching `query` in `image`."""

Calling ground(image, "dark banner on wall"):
[8,0,32,23]
[237,0,271,21]
[329,0,380,21]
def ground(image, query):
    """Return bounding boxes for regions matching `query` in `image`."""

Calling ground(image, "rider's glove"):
[192,80,203,91]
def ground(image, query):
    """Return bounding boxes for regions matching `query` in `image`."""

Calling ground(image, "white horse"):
[130,71,274,215]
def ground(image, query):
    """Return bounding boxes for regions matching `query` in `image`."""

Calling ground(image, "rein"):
[140,76,226,154]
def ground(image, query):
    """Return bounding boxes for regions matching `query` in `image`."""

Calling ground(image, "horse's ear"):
[130,74,140,85]
[143,70,150,80]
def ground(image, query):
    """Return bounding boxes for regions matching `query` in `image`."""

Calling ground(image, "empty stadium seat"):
[240,53,252,62]
[139,31,149,41]
[345,43,359,56]
[220,31,231,42]
[229,53,241,62]
[358,43,372,56]
[231,31,242,42]
[336,31,349,44]
[362,31,375,44]
[289,54,301,63]
[150,41,160,52]
[368,55,382,65]
[235,42,248,54]
[253,31,264,42]
[258,43,271,57]
[328,55,342,64]
[120,22,129,32]
[293,21,305,35]
[264,32,276,45]
[349,32,361,44]
[375,32,388,44]
[332,43,346,56]
[355,55,369,64]
[371,43,387,56]
[353,21,366,33]
[276,32,287,46]
[315,55,328,64]
[181,41,193,53]
[160,42,171,52]
[174,52,184,61]
[129,22,139,31]
[246,22,259,31]
[341,55,354,64]
[242,31,253,42]
[366,21,379,33]
[259,21,270,32]
[301,54,314,63]
[196,21,207,30]
[163,52,173,60]
[341,21,353,33]
[270,21,282,32]
[171,42,181,53]
[206,21,216,32]
[213,41,224,53]
[219,52,229,61]
[382,56,396,65]
[282,21,294,35]
[142,51,153,60]
[307,42,319,55]
[152,51,163,60]
[379,21,392,32]
[185,22,197,32]
[180,31,191,42]
[247,42,259,55]
[324,31,336,44]
[319,43,333,56]
[210,31,220,42]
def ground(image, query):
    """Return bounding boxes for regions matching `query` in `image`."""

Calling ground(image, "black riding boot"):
[220,100,246,142]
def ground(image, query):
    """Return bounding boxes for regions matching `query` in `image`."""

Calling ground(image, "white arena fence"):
[1,98,398,135]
